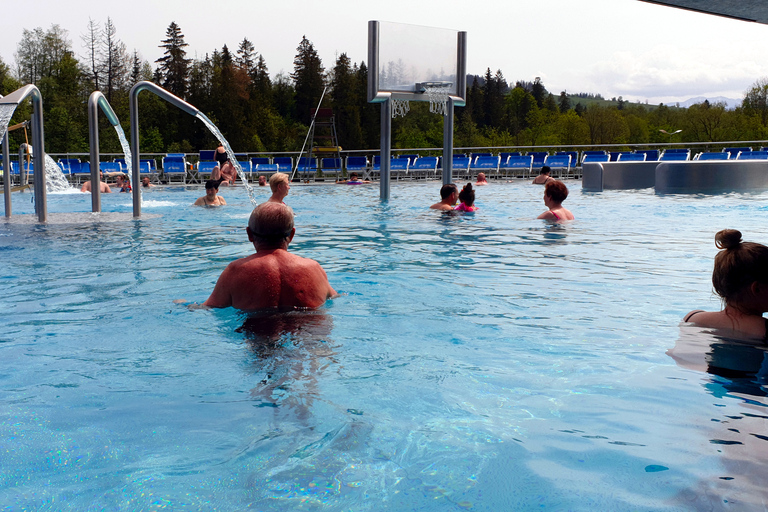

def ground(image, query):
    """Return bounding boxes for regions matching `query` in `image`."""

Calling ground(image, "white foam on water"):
[141,200,178,208]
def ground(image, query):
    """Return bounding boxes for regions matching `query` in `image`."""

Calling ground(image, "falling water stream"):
[0,104,14,142]
[114,124,132,172]
[196,112,257,207]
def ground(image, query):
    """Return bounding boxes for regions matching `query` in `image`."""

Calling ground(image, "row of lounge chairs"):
[6,145,768,186]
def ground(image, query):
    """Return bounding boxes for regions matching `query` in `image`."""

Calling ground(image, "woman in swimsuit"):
[194,179,227,206]
[684,229,768,340]
[215,144,237,185]
[537,180,573,221]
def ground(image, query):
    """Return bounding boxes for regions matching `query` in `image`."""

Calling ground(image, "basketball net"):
[424,84,450,116]
[392,98,410,118]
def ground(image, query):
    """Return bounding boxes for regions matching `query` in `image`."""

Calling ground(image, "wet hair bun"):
[715,229,742,250]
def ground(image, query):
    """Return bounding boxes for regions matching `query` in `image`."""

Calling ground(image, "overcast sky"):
[3,0,768,104]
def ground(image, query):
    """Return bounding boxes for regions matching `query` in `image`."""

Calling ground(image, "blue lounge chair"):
[410,156,438,180]
[452,155,471,180]
[502,155,534,178]
[251,157,270,167]
[345,156,369,179]
[295,157,317,180]
[321,158,342,180]
[390,157,410,180]
[198,161,217,179]
[528,152,548,169]
[470,155,501,179]
[581,153,609,164]
[725,147,751,159]
[617,152,646,162]
[737,150,768,160]
[273,157,293,174]
[636,150,660,161]
[254,163,280,178]
[162,155,187,183]
[659,150,690,161]
[696,152,728,161]
[544,154,572,178]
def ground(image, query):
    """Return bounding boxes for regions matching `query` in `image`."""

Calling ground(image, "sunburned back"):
[205,249,334,310]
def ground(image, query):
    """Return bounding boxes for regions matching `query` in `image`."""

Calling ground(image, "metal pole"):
[129,81,200,218]
[380,99,391,201]
[442,97,455,186]
[31,100,47,222]
[88,94,102,212]
[129,90,141,218]
[0,85,47,222]
[2,131,9,218]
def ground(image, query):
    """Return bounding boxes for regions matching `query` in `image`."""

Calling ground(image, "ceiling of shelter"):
[639,1,768,24]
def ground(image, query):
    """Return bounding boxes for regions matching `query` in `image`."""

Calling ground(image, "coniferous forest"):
[4,21,768,157]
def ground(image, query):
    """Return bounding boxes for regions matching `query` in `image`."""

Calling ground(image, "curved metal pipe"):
[129,81,200,217]
[0,85,46,222]
[88,91,123,213]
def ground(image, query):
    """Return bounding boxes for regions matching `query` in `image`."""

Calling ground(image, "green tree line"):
[3,21,768,157]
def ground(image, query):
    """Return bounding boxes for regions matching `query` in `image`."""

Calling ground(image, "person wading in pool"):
[203,202,337,310]
[532,166,554,185]
[430,183,458,210]
[80,171,112,193]
[194,179,227,206]
[268,172,291,203]
[684,229,768,340]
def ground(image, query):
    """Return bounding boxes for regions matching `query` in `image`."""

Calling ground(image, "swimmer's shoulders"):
[683,309,706,322]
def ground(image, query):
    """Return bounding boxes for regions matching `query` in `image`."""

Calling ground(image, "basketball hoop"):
[420,82,452,116]
[392,98,410,118]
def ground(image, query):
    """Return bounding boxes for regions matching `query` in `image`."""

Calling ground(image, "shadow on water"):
[236,309,336,422]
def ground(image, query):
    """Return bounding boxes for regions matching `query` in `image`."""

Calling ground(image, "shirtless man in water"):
[429,183,458,210]
[80,171,112,193]
[203,202,336,310]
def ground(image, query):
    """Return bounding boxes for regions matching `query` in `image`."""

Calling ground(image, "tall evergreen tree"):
[291,36,325,123]
[330,53,362,150]
[531,77,547,108]
[155,21,190,98]
[558,91,571,113]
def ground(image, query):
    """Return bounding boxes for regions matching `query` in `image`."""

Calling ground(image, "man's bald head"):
[248,202,295,248]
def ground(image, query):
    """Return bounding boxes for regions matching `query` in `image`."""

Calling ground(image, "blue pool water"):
[2,181,768,510]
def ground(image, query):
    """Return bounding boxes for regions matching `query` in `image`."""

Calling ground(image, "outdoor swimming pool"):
[2,181,768,510]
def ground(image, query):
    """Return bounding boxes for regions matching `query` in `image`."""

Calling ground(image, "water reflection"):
[236,310,336,421]
[668,327,768,399]
[668,327,768,506]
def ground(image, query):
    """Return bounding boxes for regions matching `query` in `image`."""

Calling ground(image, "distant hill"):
[664,96,741,110]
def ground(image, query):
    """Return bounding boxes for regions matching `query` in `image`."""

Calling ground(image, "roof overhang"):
[638,1,768,25]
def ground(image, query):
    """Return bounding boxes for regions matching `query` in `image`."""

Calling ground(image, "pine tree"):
[330,53,362,149]
[155,21,190,98]
[291,36,325,123]
[558,91,571,113]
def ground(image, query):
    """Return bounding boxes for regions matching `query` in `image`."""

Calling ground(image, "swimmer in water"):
[194,179,227,206]
[454,183,478,212]
[430,183,458,211]
[532,166,554,185]
[684,229,768,341]
[537,180,574,221]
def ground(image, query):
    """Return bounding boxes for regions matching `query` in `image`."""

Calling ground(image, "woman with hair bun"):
[537,180,573,221]
[684,229,768,340]
[454,183,478,212]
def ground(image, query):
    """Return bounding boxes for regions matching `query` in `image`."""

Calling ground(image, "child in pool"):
[454,183,478,212]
